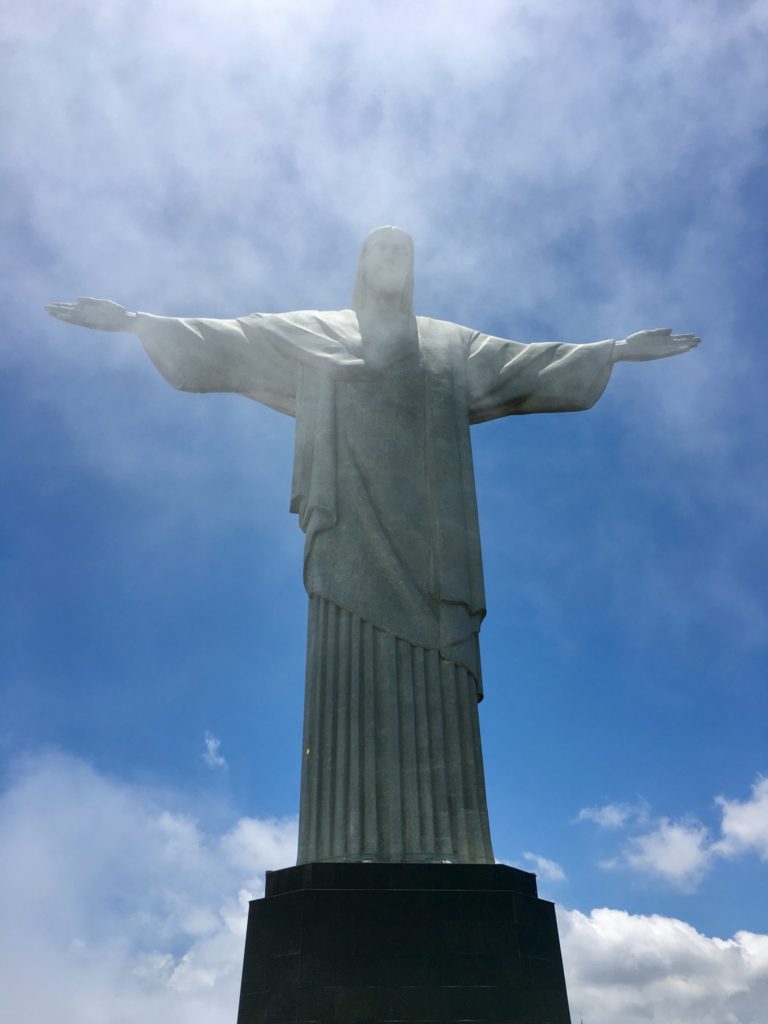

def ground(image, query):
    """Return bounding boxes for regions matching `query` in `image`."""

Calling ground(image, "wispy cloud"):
[578,777,768,890]
[202,732,227,770]
[7,0,767,337]
[713,776,768,861]
[601,817,713,892]
[575,800,650,830]
[522,850,566,883]
[5,0,766,652]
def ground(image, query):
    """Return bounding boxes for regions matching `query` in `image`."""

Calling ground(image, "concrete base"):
[236,862,571,1023]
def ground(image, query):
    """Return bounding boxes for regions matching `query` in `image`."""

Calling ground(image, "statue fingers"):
[671,334,700,350]
[45,302,75,319]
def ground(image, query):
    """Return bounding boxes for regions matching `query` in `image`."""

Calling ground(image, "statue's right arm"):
[44,297,207,389]
[45,297,298,414]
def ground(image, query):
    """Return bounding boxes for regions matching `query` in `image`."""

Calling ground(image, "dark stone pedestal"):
[236,862,571,1023]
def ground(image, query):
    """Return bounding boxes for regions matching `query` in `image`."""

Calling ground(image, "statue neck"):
[358,291,406,320]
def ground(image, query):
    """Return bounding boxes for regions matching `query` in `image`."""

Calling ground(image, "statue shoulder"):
[235,309,363,366]
[238,308,351,326]
[416,316,476,350]
[280,308,359,334]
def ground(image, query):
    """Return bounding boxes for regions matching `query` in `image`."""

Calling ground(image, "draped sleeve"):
[134,312,300,416]
[466,331,616,424]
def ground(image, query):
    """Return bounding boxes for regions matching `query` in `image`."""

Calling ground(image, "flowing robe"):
[135,309,615,863]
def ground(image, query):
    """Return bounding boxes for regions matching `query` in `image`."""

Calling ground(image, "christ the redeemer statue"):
[47,226,699,866]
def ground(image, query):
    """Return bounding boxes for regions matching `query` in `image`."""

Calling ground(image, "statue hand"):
[45,297,135,332]
[614,328,701,362]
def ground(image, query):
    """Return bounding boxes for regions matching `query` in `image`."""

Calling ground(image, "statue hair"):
[351,226,414,314]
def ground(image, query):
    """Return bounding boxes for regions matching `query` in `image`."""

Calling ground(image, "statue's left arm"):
[466,327,700,424]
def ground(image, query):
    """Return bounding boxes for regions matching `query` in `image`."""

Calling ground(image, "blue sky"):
[2,0,768,1020]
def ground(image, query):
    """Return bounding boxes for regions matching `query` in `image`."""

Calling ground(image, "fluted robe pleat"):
[298,597,494,864]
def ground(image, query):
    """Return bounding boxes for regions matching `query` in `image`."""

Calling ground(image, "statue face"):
[364,237,412,298]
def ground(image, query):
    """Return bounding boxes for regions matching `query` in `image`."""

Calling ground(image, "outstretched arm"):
[466,332,616,423]
[466,325,701,424]
[45,297,298,415]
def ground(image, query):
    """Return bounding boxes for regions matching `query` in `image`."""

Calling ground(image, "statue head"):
[351,226,414,314]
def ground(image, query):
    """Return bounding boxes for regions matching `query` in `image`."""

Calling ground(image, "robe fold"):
[136,308,614,864]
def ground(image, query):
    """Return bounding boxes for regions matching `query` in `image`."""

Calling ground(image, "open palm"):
[45,297,131,332]
[617,328,701,361]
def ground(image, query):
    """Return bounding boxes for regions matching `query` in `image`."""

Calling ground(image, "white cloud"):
[5,0,766,338]
[575,800,649,830]
[602,817,713,891]
[4,0,765,652]
[202,732,227,770]
[560,907,768,1024]
[2,753,767,1024]
[522,850,567,883]
[579,778,768,890]
[0,752,296,1024]
[714,776,768,861]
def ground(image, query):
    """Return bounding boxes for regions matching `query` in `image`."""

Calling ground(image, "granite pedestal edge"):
[236,862,571,1024]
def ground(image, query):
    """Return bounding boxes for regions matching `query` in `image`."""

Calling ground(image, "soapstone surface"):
[45,227,700,864]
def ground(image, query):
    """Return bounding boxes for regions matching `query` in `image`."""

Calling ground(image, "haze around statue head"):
[351,226,414,315]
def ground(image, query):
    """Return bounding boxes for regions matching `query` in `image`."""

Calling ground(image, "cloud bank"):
[561,906,768,1024]
[6,0,764,656]
[580,777,768,889]
[1,753,767,1023]
[6,0,767,343]
[0,753,296,1023]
